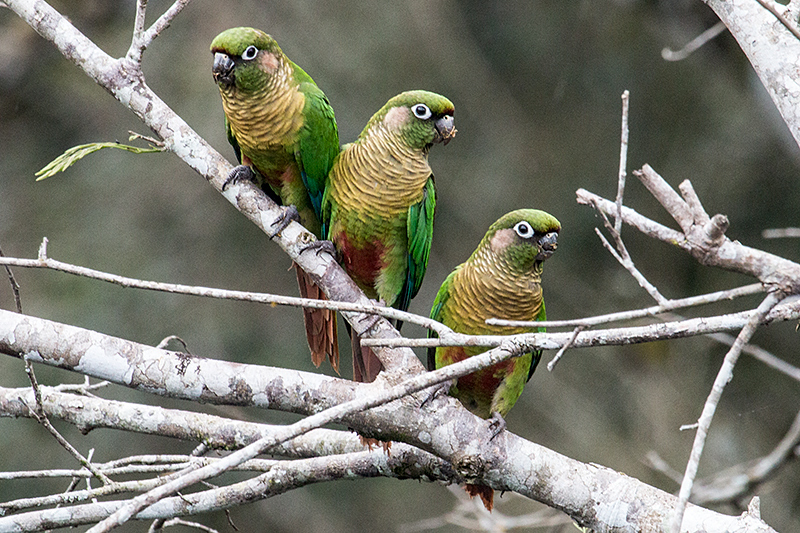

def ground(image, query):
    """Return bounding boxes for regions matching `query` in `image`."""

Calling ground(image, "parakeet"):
[211,27,341,371]
[321,90,456,382]
[428,209,559,418]
[427,209,559,510]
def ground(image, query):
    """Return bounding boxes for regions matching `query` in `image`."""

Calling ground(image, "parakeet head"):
[482,209,560,273]
[365,90,456,151]
[211,27,284,93]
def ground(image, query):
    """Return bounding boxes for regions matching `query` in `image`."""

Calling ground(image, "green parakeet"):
[428,209,559,418]
[211,27,341,372]
[427,209,559,510]
[321,90,456,382]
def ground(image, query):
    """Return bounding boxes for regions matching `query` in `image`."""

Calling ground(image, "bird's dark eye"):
[242,45,258,61]
[412,104,432,120]
[513,221,534,238]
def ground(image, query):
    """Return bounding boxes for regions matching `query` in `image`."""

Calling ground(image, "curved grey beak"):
[212,52,235,87]
[433,115,456,145]
[536,231,558,261]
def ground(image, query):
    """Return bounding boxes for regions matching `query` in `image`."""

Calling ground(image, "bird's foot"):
[269,204,301,239]
[357,311,381,332]
[488,412,507,440]
[300,239,339,260]
[222,165,256,191]
[419,379,454,410]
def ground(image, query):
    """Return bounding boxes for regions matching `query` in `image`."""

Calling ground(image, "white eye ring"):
[412,104,432,120]
[242,45,258,61]
[514,221,534,238]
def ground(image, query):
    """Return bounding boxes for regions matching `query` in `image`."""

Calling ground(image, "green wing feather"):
[527,301,547,382]
[400,176,436,313]
[295,77,339,220]
[225,116,242,165]
[426,268,453,371]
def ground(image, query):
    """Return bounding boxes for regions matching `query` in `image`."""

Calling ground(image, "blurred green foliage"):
[1,1,799,531]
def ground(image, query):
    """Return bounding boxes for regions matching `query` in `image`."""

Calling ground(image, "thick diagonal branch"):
[4,0,419,378]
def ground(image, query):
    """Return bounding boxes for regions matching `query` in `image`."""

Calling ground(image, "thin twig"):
[3,248,769,343]
[141,0,191,50]
[670,290,786,533]
[2,458,283,516]
[691,409,800,505]
[546,326,584,372]
[594,222,667,304]
[0,245,22,313]
[488,283,764,328]
[762,227,800,239]
[662,21,727,61]
[0,253,453,337]
[22,358,113,486]
[157,518,219,533]
[127,0,192,65]
[364,296,800,348]
[614,90,630,235]
[132,0,147,44]
[155,335,190,351]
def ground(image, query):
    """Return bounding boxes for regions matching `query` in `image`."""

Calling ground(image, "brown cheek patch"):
[259,52,279,73]
[490,228,516,254]
[383,106,410,131]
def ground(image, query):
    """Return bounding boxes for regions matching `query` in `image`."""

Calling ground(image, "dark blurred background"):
[2,1,799,531]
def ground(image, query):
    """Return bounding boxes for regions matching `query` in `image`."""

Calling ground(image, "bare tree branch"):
[671,291,786,532]
[577,169,800,292]
[0,385,394,459]
[364,299,800,348]
[0,253,453,337]
[488,283,765,328]
[691,409,800,506]
[0,310,776,532]
[614,90,630,235]
[704,0,800,150]
[2,1,794,531]
[1,449,448,531]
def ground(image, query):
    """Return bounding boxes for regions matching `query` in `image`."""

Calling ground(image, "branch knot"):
[452,452,487,482]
